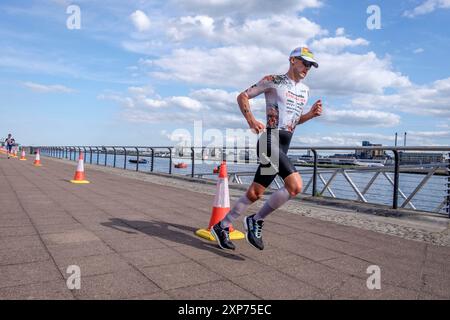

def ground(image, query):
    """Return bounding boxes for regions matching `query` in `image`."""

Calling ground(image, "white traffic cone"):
[195,161,244,241]
[70,152,90,184]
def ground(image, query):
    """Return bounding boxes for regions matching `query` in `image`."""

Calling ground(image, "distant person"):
[211,47,323,251]
[5,134,14,159]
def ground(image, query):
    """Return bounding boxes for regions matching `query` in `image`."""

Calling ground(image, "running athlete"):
[211,47,322,250]
[5,134,14,159]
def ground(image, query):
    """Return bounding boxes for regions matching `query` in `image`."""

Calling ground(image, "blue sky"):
[1,0,449,147]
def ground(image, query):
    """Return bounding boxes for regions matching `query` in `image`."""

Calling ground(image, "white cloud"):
[322,109,401,127]
[167,15,215,41]
[171,0,323,17]
[335,28,345,36]
[295,132,395,146]
[151,46,287,88]
[190,88,265,113]
[99,85,266,128]
[310,36,369,53]
[151,47,411,96]
[308,52,411,95]
[23,82,75,93]
[404,0,450,17]
[351,77,450,118]
[413,48,425,54]
[169,96,203,111]
[130,10,151,32]
[98,93,135,108]
[166,15,325,52]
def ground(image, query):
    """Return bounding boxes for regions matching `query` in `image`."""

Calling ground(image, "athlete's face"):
[291,57,311,79]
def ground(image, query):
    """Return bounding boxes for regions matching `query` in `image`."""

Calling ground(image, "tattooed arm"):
[237,91,265,134]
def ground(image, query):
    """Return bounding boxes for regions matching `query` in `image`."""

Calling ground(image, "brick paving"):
[0,154,449,300]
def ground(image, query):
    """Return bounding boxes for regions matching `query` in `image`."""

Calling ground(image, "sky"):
[1,0,449,148]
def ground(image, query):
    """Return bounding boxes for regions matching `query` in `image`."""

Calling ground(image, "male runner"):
[211,47,323,250]
[5,134,14,159]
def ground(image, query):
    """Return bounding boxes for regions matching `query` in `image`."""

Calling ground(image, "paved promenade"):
[0,154,449,299]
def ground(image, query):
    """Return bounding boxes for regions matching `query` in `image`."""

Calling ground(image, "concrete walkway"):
[0,154,449,300]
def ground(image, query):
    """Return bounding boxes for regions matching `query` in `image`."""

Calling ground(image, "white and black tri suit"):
[245,74,310,187]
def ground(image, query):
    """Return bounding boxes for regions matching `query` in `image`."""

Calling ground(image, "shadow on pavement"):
[101,218,245,261]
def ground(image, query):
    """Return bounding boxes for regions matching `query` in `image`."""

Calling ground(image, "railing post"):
[447,153,450,218]
[123,147,127,170]
[89,147,93,164]
[83,147,87,162]
[168,147,172,174]
[191,147,195,178]
[104,147,107,166]
[312,149,318,197]
[393,150,400,209]
[112,147,116,168]
[135,147,140,172]
[96,147,100,165]
[150,148,154,172]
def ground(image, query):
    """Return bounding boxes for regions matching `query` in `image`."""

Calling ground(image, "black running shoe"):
[244,215,264,250]
[211,222,236,250]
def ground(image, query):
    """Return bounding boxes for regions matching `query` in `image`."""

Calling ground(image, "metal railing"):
[33,145,450,217]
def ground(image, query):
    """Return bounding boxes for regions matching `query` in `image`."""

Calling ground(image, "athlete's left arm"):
[298,99,322,125]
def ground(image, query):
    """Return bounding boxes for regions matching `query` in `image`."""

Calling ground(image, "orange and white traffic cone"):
[70,152,90,184]
[195,161,245,241]
[19,149,27,161]
[13,149,18,158]
[34,149,42,167]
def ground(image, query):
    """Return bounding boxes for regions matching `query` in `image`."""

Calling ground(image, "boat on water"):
[128,158,148,164]
[174,162,188,169]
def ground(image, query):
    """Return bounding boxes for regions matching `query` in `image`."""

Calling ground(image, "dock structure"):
[0,154,449,300]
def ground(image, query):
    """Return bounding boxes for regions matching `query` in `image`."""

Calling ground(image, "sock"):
[221,195,253,227]
[254,187,291,221]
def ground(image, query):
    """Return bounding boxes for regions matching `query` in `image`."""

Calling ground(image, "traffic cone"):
[19,149,27,161]
[70,152,90,184]
[13,150,18,158]
[195,161,245,241]
[34,149,42,167]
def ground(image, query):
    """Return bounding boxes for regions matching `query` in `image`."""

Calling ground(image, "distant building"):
[399,152,445,164]
[330,153,355,159]
[356,141,385,159]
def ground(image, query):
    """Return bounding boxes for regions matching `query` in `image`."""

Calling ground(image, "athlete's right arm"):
[237,76,272,133]
[237,91,265,134]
